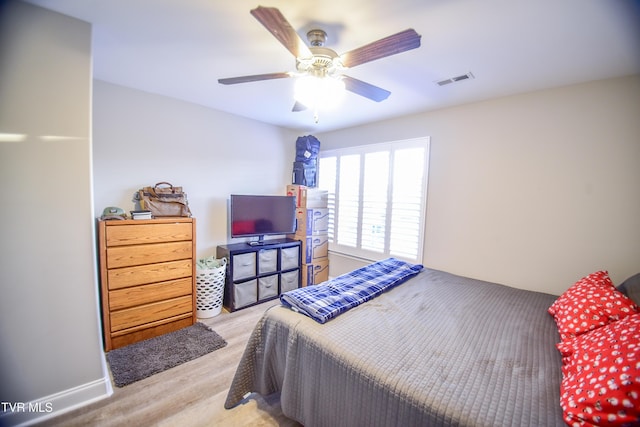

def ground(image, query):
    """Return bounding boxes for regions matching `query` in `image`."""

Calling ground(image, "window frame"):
[318,137,430,264]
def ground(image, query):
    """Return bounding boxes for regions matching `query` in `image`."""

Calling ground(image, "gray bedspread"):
[225,268,565,427]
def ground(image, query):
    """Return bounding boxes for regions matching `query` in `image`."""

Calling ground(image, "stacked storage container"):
[286,185,330,286]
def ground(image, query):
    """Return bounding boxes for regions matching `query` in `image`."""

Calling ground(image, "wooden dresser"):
[98,218,196,351]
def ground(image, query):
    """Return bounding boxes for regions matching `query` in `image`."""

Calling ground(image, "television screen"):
[230,195,296,242]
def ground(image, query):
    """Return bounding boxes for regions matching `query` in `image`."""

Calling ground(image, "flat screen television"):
[230,194,296,246]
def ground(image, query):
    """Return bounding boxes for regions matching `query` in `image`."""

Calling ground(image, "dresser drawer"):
[281,246,299,270]
[110,295,193,332]
[109,277,193,311]
[258,248,278,274]
[232,252,256,280]
[107,259,193,290]
[106,241,192,268]
[280,269,300,293]
[106,222,193,247]
[258,274,278,300]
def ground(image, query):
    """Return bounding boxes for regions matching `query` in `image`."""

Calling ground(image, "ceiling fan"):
[218,6,422,114]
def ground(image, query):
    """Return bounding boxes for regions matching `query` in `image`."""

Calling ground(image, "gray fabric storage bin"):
[258,249,278,274]
[232,252,256,280]
[259,275,278,300]
[280,270,300,293]
[234,279,257,308]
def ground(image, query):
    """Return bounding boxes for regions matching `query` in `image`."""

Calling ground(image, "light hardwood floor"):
[39,301,302,426]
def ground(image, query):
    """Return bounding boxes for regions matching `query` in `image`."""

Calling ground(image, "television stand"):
[216,238,302,312]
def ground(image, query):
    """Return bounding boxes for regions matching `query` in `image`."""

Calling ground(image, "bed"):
[224,263,640,427]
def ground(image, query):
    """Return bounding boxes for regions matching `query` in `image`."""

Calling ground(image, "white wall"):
[318,75,640,295]
[92,81,297,258]
[0,1,111,425]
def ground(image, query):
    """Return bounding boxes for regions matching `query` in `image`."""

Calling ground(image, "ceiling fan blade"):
[292,101,307,112]
[340,29,421,68]
[250,6,313,59]
[218,72,291,85]
[342,76,391,102]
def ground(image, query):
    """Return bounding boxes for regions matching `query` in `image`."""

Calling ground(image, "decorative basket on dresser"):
[98,218,196,351]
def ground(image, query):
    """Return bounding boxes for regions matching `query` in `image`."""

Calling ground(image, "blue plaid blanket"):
[280,258,424,323]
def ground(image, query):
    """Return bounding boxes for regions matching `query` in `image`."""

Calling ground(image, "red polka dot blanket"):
[550,271,640,427]
[557,313,640,426]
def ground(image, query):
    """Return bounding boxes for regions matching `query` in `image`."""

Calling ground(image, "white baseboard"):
[1,376,113,426]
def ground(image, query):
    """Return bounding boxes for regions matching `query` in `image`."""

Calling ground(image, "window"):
[318,137,430,263]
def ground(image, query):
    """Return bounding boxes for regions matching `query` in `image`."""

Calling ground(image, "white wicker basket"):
[195,258,226,318]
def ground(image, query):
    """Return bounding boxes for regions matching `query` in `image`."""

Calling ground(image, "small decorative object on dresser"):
[98,217,196,351]
[130,209,152,220]
[135,182,192,217]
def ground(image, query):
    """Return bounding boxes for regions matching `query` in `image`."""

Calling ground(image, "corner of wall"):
[0,377,112,427]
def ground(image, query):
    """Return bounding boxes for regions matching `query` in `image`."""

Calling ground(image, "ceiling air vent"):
[436,72,474,86]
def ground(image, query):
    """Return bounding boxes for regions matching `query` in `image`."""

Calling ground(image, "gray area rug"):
[106,322,227,387]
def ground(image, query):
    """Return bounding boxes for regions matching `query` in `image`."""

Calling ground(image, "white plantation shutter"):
[336,154,360,247]
[318,137,429,263]
[389,147,425,259]
[361,151,389,253]
[319,156,337,239]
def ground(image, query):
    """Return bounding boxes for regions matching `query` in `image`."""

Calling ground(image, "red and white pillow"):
[557,313,640,427]
[548,271,638,341]
[549,271,640,427]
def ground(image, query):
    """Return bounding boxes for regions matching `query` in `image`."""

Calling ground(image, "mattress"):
[225,268,565,426]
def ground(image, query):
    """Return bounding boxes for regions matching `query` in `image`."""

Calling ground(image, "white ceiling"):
[25,0,640,132]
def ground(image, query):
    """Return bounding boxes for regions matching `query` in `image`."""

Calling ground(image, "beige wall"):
[318,75,640,295]
[0,1,111,425]
[94,76,640,298]
[92,81,296,258]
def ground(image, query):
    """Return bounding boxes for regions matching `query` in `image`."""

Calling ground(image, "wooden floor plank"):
[38,301,301,426]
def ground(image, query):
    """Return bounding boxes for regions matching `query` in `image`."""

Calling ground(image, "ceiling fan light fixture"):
[294,75,345,110]
[221,7,423,123]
